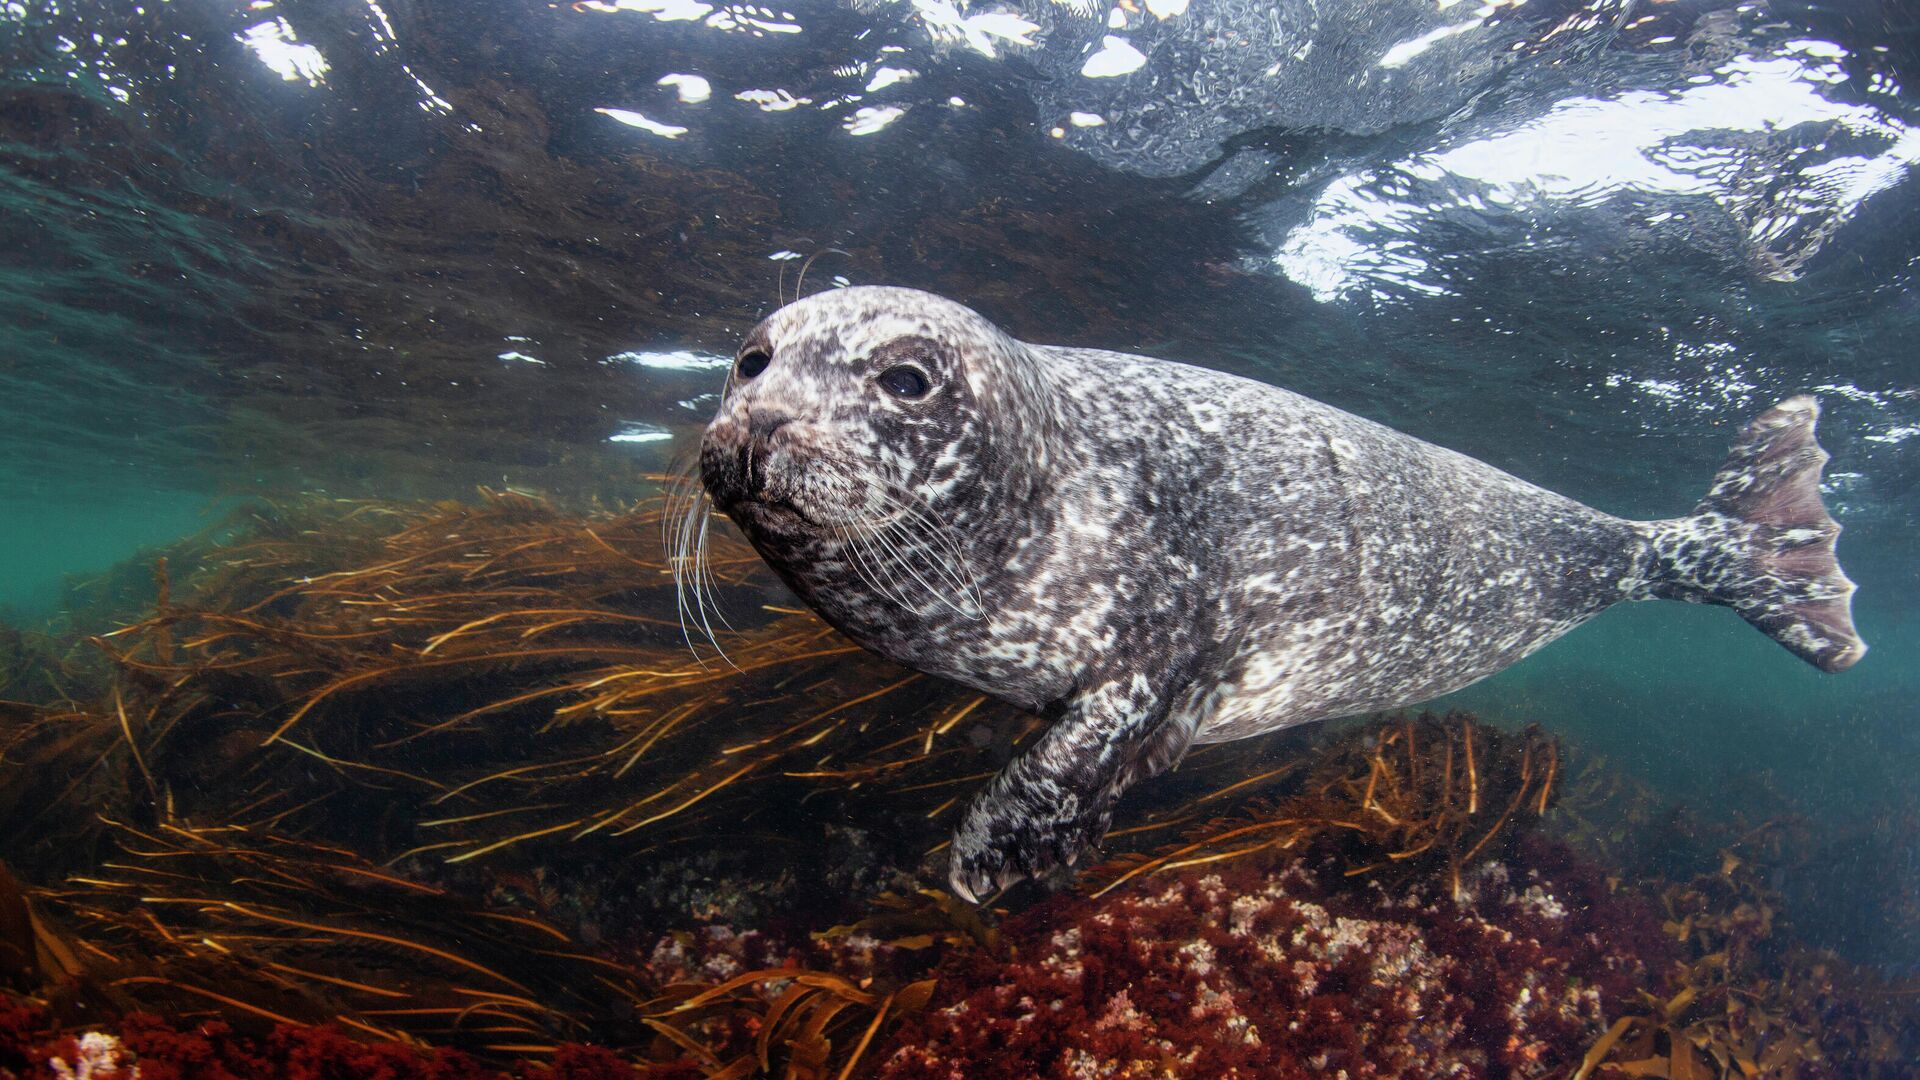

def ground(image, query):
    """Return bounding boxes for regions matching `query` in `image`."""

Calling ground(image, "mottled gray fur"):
[698,287,1864,903]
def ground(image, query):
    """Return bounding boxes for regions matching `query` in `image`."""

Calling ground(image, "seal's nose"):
[700,400,800,506]
[748,409,794,441]
[742,409,796,494]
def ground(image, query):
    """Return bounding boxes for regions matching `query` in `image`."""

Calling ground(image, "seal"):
[697,286,1865,903]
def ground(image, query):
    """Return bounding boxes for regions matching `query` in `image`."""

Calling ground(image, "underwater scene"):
[3,0,1920,1076]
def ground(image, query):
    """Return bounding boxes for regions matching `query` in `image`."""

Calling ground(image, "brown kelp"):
[0,488,1030,1072]
[1081,713,1559,901]
[1575,832,1920,1080]
[0,627,93,708]
[25,818,651,1050]
[27,489,1034,874]
[647,968,938,1080]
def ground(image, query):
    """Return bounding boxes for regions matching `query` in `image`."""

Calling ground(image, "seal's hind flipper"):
[1641,396,1865,672]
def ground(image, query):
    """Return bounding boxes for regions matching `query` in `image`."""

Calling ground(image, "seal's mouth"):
[721,491,824,536]
[750,496,812,524]
[744,492,915,535]
[700,437,797,521]
[699,431,873,536]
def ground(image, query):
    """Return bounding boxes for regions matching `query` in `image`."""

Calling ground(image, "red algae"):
[530,1045,702,1080]
[0,1004,706,1080]
[0,1000,41,1077]
[875,836,1666,1080]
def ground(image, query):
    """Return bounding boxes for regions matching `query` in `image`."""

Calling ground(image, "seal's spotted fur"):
[699,287,1864,902]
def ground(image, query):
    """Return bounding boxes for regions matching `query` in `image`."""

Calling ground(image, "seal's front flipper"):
[947,678,1192,904]
[1641,396,1865,672]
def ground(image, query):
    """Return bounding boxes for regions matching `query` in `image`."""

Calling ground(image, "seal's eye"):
[877,365,929,398]
[736,350,771,379]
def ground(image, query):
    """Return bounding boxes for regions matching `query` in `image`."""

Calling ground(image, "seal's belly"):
[1191,597,1597,743]
[1189,414,1643,744]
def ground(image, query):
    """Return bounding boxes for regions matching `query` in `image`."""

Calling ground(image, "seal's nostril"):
[738,412,795,497]
[748,411,795,440]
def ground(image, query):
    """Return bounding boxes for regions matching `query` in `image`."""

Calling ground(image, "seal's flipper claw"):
[948,804,1016,902]
[950,803,1106,900]
[1053,827,1099,871]
[947,826,1029,906]
[947,870,980,907]
[996,865,1027,896]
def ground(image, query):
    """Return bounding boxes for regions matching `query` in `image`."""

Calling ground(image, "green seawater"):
[0,494,215,618]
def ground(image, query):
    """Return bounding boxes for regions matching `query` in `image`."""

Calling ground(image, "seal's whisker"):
[858,511,973,608]
[875,519,982,620]
[865,528,937,618]
[695,510,735,631]
[859,499,974,611]
[882,502,981,605]
[854,528,918,614]
[822,475,982,620]
[856,519,917,598]
[660,465,699,654]
[661,458,732,668]
[839,525,916,615]
[795,246,849,302]
[670,489,708,664]
[892,520,985,618]
[809,470,921,605]
[691,508,739,670]
[698,509,740,641]
[861,485,985,618]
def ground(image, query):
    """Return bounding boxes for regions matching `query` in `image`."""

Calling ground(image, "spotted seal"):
[697,286,1865,903]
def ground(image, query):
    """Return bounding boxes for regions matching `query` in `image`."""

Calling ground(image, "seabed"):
[0,491,1914,1079]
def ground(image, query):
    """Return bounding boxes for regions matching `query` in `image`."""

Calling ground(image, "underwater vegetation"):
[0,490,1032,876]
[0,492,1914,1078]
[1569,831,1920,1080]
[871,719,1652,1078]
[878,839,1654,1078]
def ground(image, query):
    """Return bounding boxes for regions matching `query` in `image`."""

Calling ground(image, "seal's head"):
[699,287,1055,547]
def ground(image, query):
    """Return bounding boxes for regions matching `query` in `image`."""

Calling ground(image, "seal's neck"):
[955,341,1075,560]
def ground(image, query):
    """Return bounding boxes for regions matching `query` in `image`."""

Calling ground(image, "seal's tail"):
[1638,396,1865,672]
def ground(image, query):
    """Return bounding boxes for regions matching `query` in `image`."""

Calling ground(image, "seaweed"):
[0,626,94,708]
[1081,713,1558,901]
[26,818,647,1050]
[0,488,1027,1074]
[1576,832,1920,1080]
[0,489,1036,886]
[875,818,1660,1078]
[648,968,937,1080]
